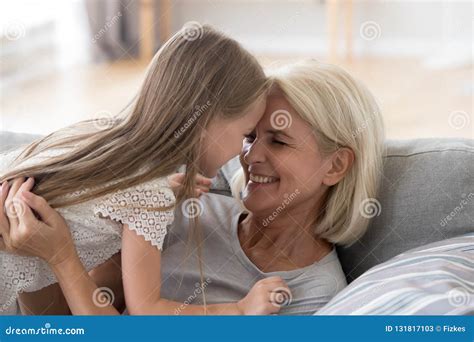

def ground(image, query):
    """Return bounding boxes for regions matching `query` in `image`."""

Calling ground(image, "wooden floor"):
[1,56,472,140]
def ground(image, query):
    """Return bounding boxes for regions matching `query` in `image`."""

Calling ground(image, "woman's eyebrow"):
[267,129,294,140]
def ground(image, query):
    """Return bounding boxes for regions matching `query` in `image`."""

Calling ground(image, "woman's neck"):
[238,212,333,272]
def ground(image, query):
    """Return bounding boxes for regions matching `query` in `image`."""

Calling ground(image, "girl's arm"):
[122,226,241,315]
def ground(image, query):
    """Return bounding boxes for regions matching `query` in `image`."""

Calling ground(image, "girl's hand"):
[167,172,212,197]
[237,276,292,315]
[0,178,30,257]
[0,177,77,266]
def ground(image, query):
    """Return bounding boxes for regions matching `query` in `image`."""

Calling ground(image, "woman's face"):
[240,95,334,218]
[198,95,266,178]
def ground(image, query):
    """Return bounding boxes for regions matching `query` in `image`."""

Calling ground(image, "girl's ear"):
[322,147,355,186]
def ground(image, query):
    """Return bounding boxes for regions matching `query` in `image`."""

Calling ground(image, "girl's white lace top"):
[0,148,175,314]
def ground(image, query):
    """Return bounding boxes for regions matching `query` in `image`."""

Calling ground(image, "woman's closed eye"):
[272,139,287,146]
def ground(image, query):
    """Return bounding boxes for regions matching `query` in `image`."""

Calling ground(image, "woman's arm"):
[18,265,118,316]
[18,283,71,315]
[18,252,125,315]
[48,251,119,315]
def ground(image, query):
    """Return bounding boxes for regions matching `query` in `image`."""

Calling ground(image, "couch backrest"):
[337,138,473,282]
[0,131,42,153]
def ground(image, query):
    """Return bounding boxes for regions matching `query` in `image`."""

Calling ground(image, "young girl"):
[0,25,290,315]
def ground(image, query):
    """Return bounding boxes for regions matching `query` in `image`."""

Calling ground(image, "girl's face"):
[198,95,266,178]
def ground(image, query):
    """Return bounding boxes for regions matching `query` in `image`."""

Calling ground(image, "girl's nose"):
[243,140,265,165]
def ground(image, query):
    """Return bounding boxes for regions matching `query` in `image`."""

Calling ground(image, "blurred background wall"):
[1,0,472,139]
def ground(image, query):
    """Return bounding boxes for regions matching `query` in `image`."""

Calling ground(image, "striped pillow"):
[316,233,474,315]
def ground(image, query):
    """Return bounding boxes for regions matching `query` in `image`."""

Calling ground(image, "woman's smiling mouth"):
[248,173,280,184]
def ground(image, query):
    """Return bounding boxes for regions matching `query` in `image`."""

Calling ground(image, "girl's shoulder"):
[125,176,173,193]
[86,175,176,210]
[92,176,176,250]
[66,171,174,201]
[100,175,174,199]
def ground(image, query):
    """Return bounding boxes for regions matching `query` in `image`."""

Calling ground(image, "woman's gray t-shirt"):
[161,193,347,315]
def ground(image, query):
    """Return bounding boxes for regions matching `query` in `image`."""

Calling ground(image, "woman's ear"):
[322,147,355,186]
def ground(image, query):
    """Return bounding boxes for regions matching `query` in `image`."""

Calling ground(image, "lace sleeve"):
[93,180,175,250]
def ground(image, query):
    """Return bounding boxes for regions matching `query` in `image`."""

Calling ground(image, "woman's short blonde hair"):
[232,59,385,246]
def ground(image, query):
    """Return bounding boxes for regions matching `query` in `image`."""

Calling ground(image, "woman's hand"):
[0,177,77,266]
[237,276,292,315]
[167,172,212,197]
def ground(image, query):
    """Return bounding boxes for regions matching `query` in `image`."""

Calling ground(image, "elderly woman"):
[0,60,384,315]
[161,60,385,314]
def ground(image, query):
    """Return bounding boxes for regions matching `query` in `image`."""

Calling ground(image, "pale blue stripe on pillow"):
[316,233,474,315]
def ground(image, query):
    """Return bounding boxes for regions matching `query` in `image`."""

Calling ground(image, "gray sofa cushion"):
[340,138,473,282]
[0,131,43,154]
[1,132,473,283]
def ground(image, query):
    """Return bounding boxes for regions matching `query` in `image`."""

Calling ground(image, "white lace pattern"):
[0,148,175,314]
[93,181,175,249]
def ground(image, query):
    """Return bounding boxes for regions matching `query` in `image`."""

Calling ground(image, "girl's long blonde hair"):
[232,59,385,246]
[1,25,269,209]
